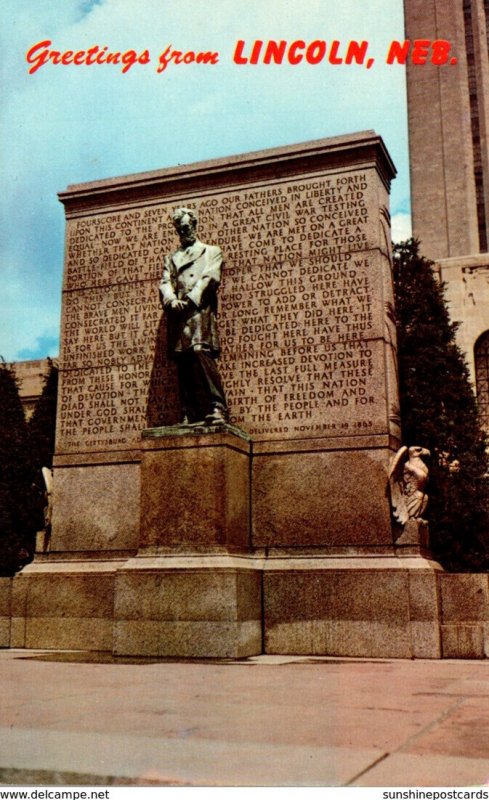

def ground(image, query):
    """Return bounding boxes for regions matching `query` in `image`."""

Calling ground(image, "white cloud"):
[391,212,412,244]
[1,288,60,362]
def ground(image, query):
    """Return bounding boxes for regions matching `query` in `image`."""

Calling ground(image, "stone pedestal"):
[113,424,263,658]
[439,573,489,658]
[9,560,119,651]
[262,556,443,659]
[0,579,11,647]
[139,424,251,552]
[114,554,262,658]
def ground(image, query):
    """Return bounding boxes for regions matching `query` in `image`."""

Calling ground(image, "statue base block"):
[139,424,251,551]
[262,555,444,659]
[114,554,262,658]
[111,425,263,658]
[7,560,120,651]
[0,578,11,647]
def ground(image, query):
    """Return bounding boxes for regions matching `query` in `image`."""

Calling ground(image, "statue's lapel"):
[173,242,206,272]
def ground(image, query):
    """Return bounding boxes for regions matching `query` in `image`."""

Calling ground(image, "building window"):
[475,331,489,429]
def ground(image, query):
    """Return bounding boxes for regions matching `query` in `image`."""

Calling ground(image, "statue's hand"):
[171,299,188,312]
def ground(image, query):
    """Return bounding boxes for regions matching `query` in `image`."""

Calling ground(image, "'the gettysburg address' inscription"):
[58,168,391,452]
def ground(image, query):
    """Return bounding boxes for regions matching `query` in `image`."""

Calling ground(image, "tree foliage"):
[393,239,489,570]
[28,359,59,472]
[0,362,41,576]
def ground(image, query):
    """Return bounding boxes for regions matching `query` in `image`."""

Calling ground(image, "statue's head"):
[172,207,198,245]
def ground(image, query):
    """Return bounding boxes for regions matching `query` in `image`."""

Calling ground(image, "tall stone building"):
[405,0,489,430]
[14,359,53,419]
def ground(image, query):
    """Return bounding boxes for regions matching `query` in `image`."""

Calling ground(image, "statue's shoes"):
[205,407,228,425]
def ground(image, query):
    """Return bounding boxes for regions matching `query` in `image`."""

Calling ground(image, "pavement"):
[1,650,489,787]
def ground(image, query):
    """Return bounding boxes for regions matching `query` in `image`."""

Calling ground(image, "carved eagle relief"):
[389,445,430,526]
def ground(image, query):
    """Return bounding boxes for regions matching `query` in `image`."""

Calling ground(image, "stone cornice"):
[58,130,396,217]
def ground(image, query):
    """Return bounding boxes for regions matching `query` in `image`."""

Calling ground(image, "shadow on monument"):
[145,314,180,429]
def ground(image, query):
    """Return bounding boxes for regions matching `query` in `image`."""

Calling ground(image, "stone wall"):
[52,131,400,558]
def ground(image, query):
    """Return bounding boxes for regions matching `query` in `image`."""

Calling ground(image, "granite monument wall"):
[52,131,400,558]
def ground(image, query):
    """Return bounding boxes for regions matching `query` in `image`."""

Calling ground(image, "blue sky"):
[1,0,410,362]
